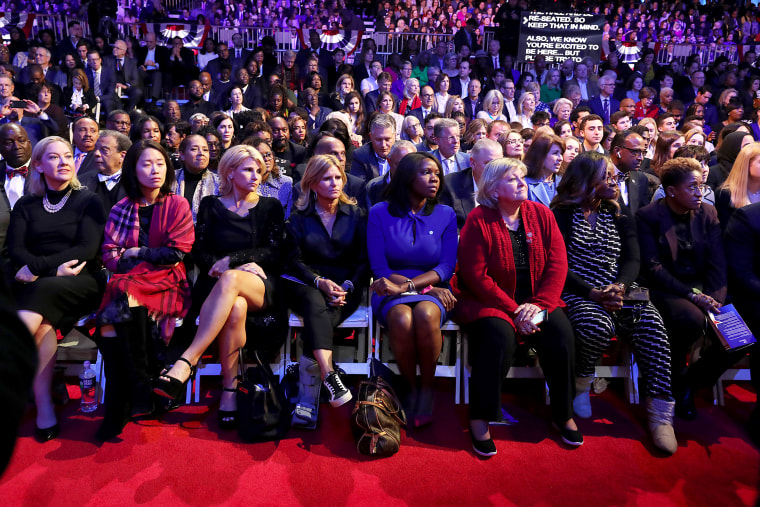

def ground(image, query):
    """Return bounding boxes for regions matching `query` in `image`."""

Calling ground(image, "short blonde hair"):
[217,145,265,195]
[296,154,356,210]
[722,141,760,208]
[477,157,527,209]
[30,136,81,196]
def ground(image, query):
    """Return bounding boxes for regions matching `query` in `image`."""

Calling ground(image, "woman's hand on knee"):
[428,287,457,311]
[371,277,405,297]
[209,256,231,278]
[236,261,267,279]
[56,259,86,277]
[15,265,38,283]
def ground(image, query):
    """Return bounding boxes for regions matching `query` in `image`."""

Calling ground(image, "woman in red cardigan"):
[451,158,580,457]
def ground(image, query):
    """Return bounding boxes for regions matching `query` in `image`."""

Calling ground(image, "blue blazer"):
[349,143,382,182]
[437,167,475,230]
[431,149,470,175]
[587,95,620,125]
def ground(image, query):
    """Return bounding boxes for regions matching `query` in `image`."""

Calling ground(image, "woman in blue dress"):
[367,152,458,428]
[523,134,565,208]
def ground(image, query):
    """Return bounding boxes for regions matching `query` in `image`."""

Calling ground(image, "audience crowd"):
[0,0,758,458]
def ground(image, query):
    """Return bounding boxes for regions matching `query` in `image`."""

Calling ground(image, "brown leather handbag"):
[351,376,407,457]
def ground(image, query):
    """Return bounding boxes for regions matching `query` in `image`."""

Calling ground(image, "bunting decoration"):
[0,12,35,41]
[296,28,364,56]
[141,23,210,48]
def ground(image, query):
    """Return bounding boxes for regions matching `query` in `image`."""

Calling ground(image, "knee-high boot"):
[117,307,156,419]
[95,333,130,441]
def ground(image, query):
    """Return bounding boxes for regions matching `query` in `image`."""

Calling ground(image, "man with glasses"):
[365,72,394,114]
[589,75,620,125]
[408,85,437,124]
[431,118,470,176]
[610,131,654,214]
[78,130,131,215]
[106,109,132,137]
[501,79,517,122]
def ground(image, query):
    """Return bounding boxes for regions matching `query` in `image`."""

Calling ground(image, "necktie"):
[237,49,241,59]
[493,56,498,68]
[6,165,28,178]
[603,98,609,123]
[98,172,121,190]
[94,72,101,96]
[117,59,122,72]
[75,152,86,172]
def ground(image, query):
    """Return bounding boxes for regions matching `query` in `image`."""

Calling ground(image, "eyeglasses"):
[606,174,622,184]
[620,146,645,158]
[421,93,434,98]
[261,151,274,160]
[506,139,523,145]
[684,183,707,194]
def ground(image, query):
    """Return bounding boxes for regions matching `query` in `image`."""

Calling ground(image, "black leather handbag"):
[236,349,290,442]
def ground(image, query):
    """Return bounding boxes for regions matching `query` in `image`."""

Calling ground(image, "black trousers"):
[732,297,760,394]
[285,279,363,357]
[464,309,576,424]
[652,290,752,391]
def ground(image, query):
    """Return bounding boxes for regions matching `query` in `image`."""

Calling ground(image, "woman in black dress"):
[284,154,368,427]
[8,136,106,441]
[154,145,286,430]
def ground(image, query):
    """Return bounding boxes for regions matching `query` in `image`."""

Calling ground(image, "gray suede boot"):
[573,376,594,419]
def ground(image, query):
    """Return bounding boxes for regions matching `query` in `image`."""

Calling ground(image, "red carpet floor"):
[1,378,758,506]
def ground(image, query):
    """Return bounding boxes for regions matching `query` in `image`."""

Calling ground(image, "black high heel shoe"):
[35,423,60,442]
[153,357,196,401]
[218,386,238,430]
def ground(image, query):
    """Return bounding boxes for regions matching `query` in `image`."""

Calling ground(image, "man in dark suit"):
[180,80,215,120]
[366,140,416,209]
[453,18,481,53]
[86,49,117,114]
[229,33,251,72]
[25,48,67,91]
[439,138,501,230]
[166,36,198,90]
[690,86,718,127]
[449,60,471,98]
[0,124,32,248]
[235,68,263,110]
[71,116,99,177]
[678,68,705,105]
[296,30,330,80]
[55,20,87,63]
[349,114,396,182]
[135,31,170,102]
[610,131,655,215]
[205,42,232,82]
[22,65,62,106]
[463,79,483,120]
[587,75,620,125]
[105,39,143,111]
[78,130,130,216]
[365,72,393,114]
[562,62,600,102]
[407,85,437,124]
[269,116,307,178]
[430,118,470,176]
[293,133,367,210]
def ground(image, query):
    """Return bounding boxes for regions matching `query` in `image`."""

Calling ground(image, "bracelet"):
[406,278,416,293]
[313,276,323,289]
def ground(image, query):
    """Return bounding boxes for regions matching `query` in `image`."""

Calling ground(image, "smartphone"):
[9,100,25,109]
[531,309,548,325]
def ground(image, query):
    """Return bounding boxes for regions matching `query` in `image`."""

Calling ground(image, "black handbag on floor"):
[236,349,290,442]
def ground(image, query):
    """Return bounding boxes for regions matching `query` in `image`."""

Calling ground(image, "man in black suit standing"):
[205,42,232,82]
[349,114,396,182]
[610,131,654,215]
[135,32,170,102]
[366,140,416,209]
[463,79,483,120]
[439,138,502,230]
[296,30,332,80]
[86,49,116,114]
[78,130,130,216]
[106,40,143,112]
[56,20,87,63]
[229,33,251,73]
[453,18,481,53]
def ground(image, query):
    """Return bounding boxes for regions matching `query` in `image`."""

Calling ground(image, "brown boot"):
[646,396,678,455]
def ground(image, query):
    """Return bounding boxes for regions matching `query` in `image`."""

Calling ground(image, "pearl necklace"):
[43,188,72,213]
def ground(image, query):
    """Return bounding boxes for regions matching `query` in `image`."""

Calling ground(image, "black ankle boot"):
[95,336,130,441]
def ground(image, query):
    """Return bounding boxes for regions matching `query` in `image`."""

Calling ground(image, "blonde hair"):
[30,136,81,196]
[296,154,356,210]
[477,157,527,208]
[217,145,265,195]
[482,89,504,117]
[721,141,760,209]
[444,95,464,117]
[683,128,705,146]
